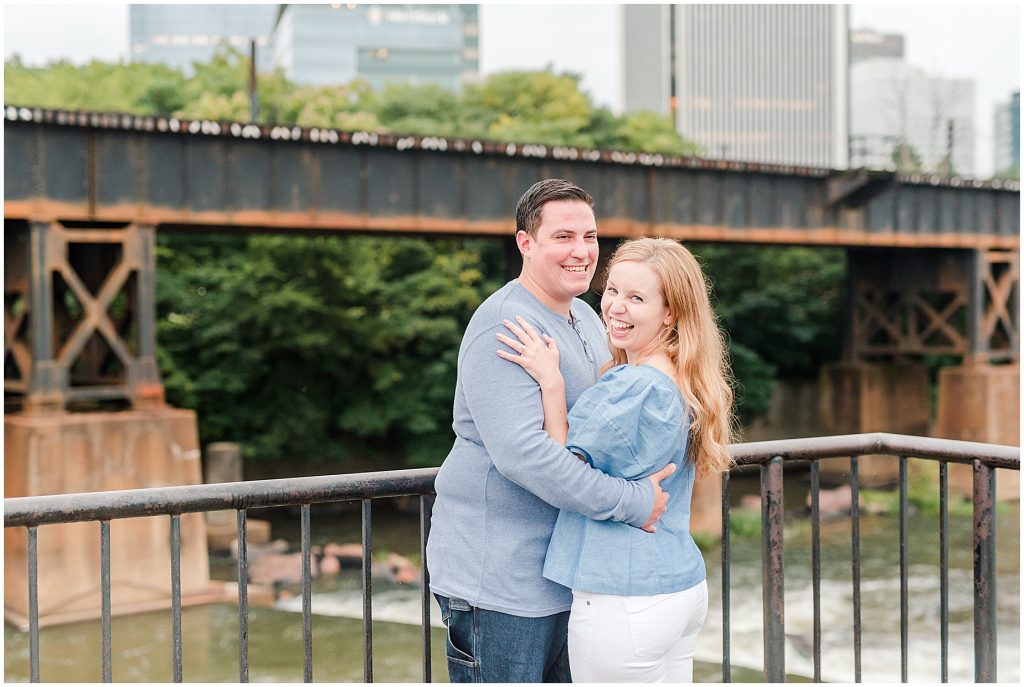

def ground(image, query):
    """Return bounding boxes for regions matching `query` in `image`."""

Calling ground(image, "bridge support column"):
[935,366,1019,499]
[935,248,1019,499]
[4,219,223,628]
[818,362,930,486]
[4,408,227,629]
[5,220,165,412]
[691,470,723,539]
[204,442,272,551]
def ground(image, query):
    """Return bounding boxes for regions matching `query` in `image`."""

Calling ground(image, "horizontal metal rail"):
[4,468,439,527]
[5,111,1019,250]
[4,433,1018,683]
[5,434,1016,527]
[729,432,1019,468]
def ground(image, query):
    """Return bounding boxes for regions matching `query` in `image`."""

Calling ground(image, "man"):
[426,179,675,682]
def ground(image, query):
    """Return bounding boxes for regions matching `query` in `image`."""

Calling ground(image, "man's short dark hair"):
[515,179,594,238]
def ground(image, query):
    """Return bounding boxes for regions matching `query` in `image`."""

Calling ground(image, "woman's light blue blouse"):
[542,364,707,596]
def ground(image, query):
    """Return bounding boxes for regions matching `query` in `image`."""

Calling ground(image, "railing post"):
[301,504,313,683]
[939,462,949,683]
[100,520,112,683]
[721,470,731,683]
[169,515,183,683]
[420,495,433,683]
[972,460,997,682]
[761,455,785,682]
[850,456,862,682]
[362,499,374,683]
[27,526,40,683]
[809,461,821,683]
[237,509,249,683]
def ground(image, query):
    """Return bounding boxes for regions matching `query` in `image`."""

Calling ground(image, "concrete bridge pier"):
[4,219,222,628]
[935,363,1019,499]
[818,362,930,486]
[936,249,1019,499]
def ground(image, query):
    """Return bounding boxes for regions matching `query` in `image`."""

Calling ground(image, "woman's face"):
[600,260,672,361]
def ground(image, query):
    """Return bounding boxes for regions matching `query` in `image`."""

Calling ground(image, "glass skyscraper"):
[993,91,1020,176]
[129,4,479,92]
[130,5,278,73]
[270,4,478,91]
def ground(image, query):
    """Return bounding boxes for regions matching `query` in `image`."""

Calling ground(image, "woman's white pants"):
[567,580,708,683]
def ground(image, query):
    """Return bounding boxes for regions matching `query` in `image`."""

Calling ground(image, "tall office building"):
[130,4,479,92]
[269,4,479,91]
[623,5,849,169]
[993,90,1020,176]
[622,5,673,117]
[850,58,975,176]
[130,5,278,73]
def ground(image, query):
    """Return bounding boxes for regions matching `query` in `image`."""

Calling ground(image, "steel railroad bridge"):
[3,105,1019,430]
[4,106,1019,247]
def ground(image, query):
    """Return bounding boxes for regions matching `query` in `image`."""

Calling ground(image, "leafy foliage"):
[993,164,1019,181]
[7,49,847,466]
[694,245,846,421]
[157,233,502,465]
[4,58,190,113]
[892,141,923,174]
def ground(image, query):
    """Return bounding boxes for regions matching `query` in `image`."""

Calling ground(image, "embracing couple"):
[426,179,734,683]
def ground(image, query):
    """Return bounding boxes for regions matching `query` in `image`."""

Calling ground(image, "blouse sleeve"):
[565,366,686,480]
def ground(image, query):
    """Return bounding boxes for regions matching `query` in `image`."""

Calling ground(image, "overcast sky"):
[3,2,1020,175]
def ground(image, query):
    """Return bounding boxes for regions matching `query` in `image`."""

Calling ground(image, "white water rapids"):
[276,563,1020,683]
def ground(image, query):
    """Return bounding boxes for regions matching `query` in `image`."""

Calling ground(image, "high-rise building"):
[269,4,479,91]
[623,5,849,169]
[849,29,904,64]
[850,58,975,176]
[622,5,673,118]
[993,90,1020,176]
[129,5,278,73]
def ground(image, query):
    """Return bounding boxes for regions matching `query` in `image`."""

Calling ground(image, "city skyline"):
[3,2,1019,176]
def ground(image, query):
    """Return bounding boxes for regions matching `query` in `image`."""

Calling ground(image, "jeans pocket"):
[444,603,479,670]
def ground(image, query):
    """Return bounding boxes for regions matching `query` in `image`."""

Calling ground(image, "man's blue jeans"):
[435,594,572,683]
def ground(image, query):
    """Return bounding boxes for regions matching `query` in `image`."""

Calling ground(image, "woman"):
[495,237,733,682]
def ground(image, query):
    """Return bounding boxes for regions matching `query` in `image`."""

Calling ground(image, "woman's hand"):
[496,316,563,390]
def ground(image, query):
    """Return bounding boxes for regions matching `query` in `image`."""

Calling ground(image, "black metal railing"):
[723,433,1018,683]
[5,468,437,684]
[4,433,1019,683]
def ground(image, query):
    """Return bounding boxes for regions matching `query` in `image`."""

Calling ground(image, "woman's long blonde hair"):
[601,238,734,475]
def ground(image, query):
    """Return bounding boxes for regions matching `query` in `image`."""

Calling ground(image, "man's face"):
[517,200,599,310]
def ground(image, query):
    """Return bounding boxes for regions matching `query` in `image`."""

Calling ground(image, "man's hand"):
[640,462,677,533]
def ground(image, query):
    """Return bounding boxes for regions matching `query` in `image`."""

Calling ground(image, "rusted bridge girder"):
[4,106,1019,248]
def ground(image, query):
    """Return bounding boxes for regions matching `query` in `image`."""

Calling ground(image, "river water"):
[5,473,1019,683]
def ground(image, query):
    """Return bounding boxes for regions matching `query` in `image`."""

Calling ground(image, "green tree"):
[458,70,597,146]
[591,109,702,155]
[695,245,846,421]
[281,81,382,130]
[157,233,501,466]
[4,58,189,114]
[369,82,459,136]
[993,165,1019,181]
[892,141,923,174]
[175,48,294,123]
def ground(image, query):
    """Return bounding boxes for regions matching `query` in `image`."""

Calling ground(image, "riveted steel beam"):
[4,111,1019,249]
